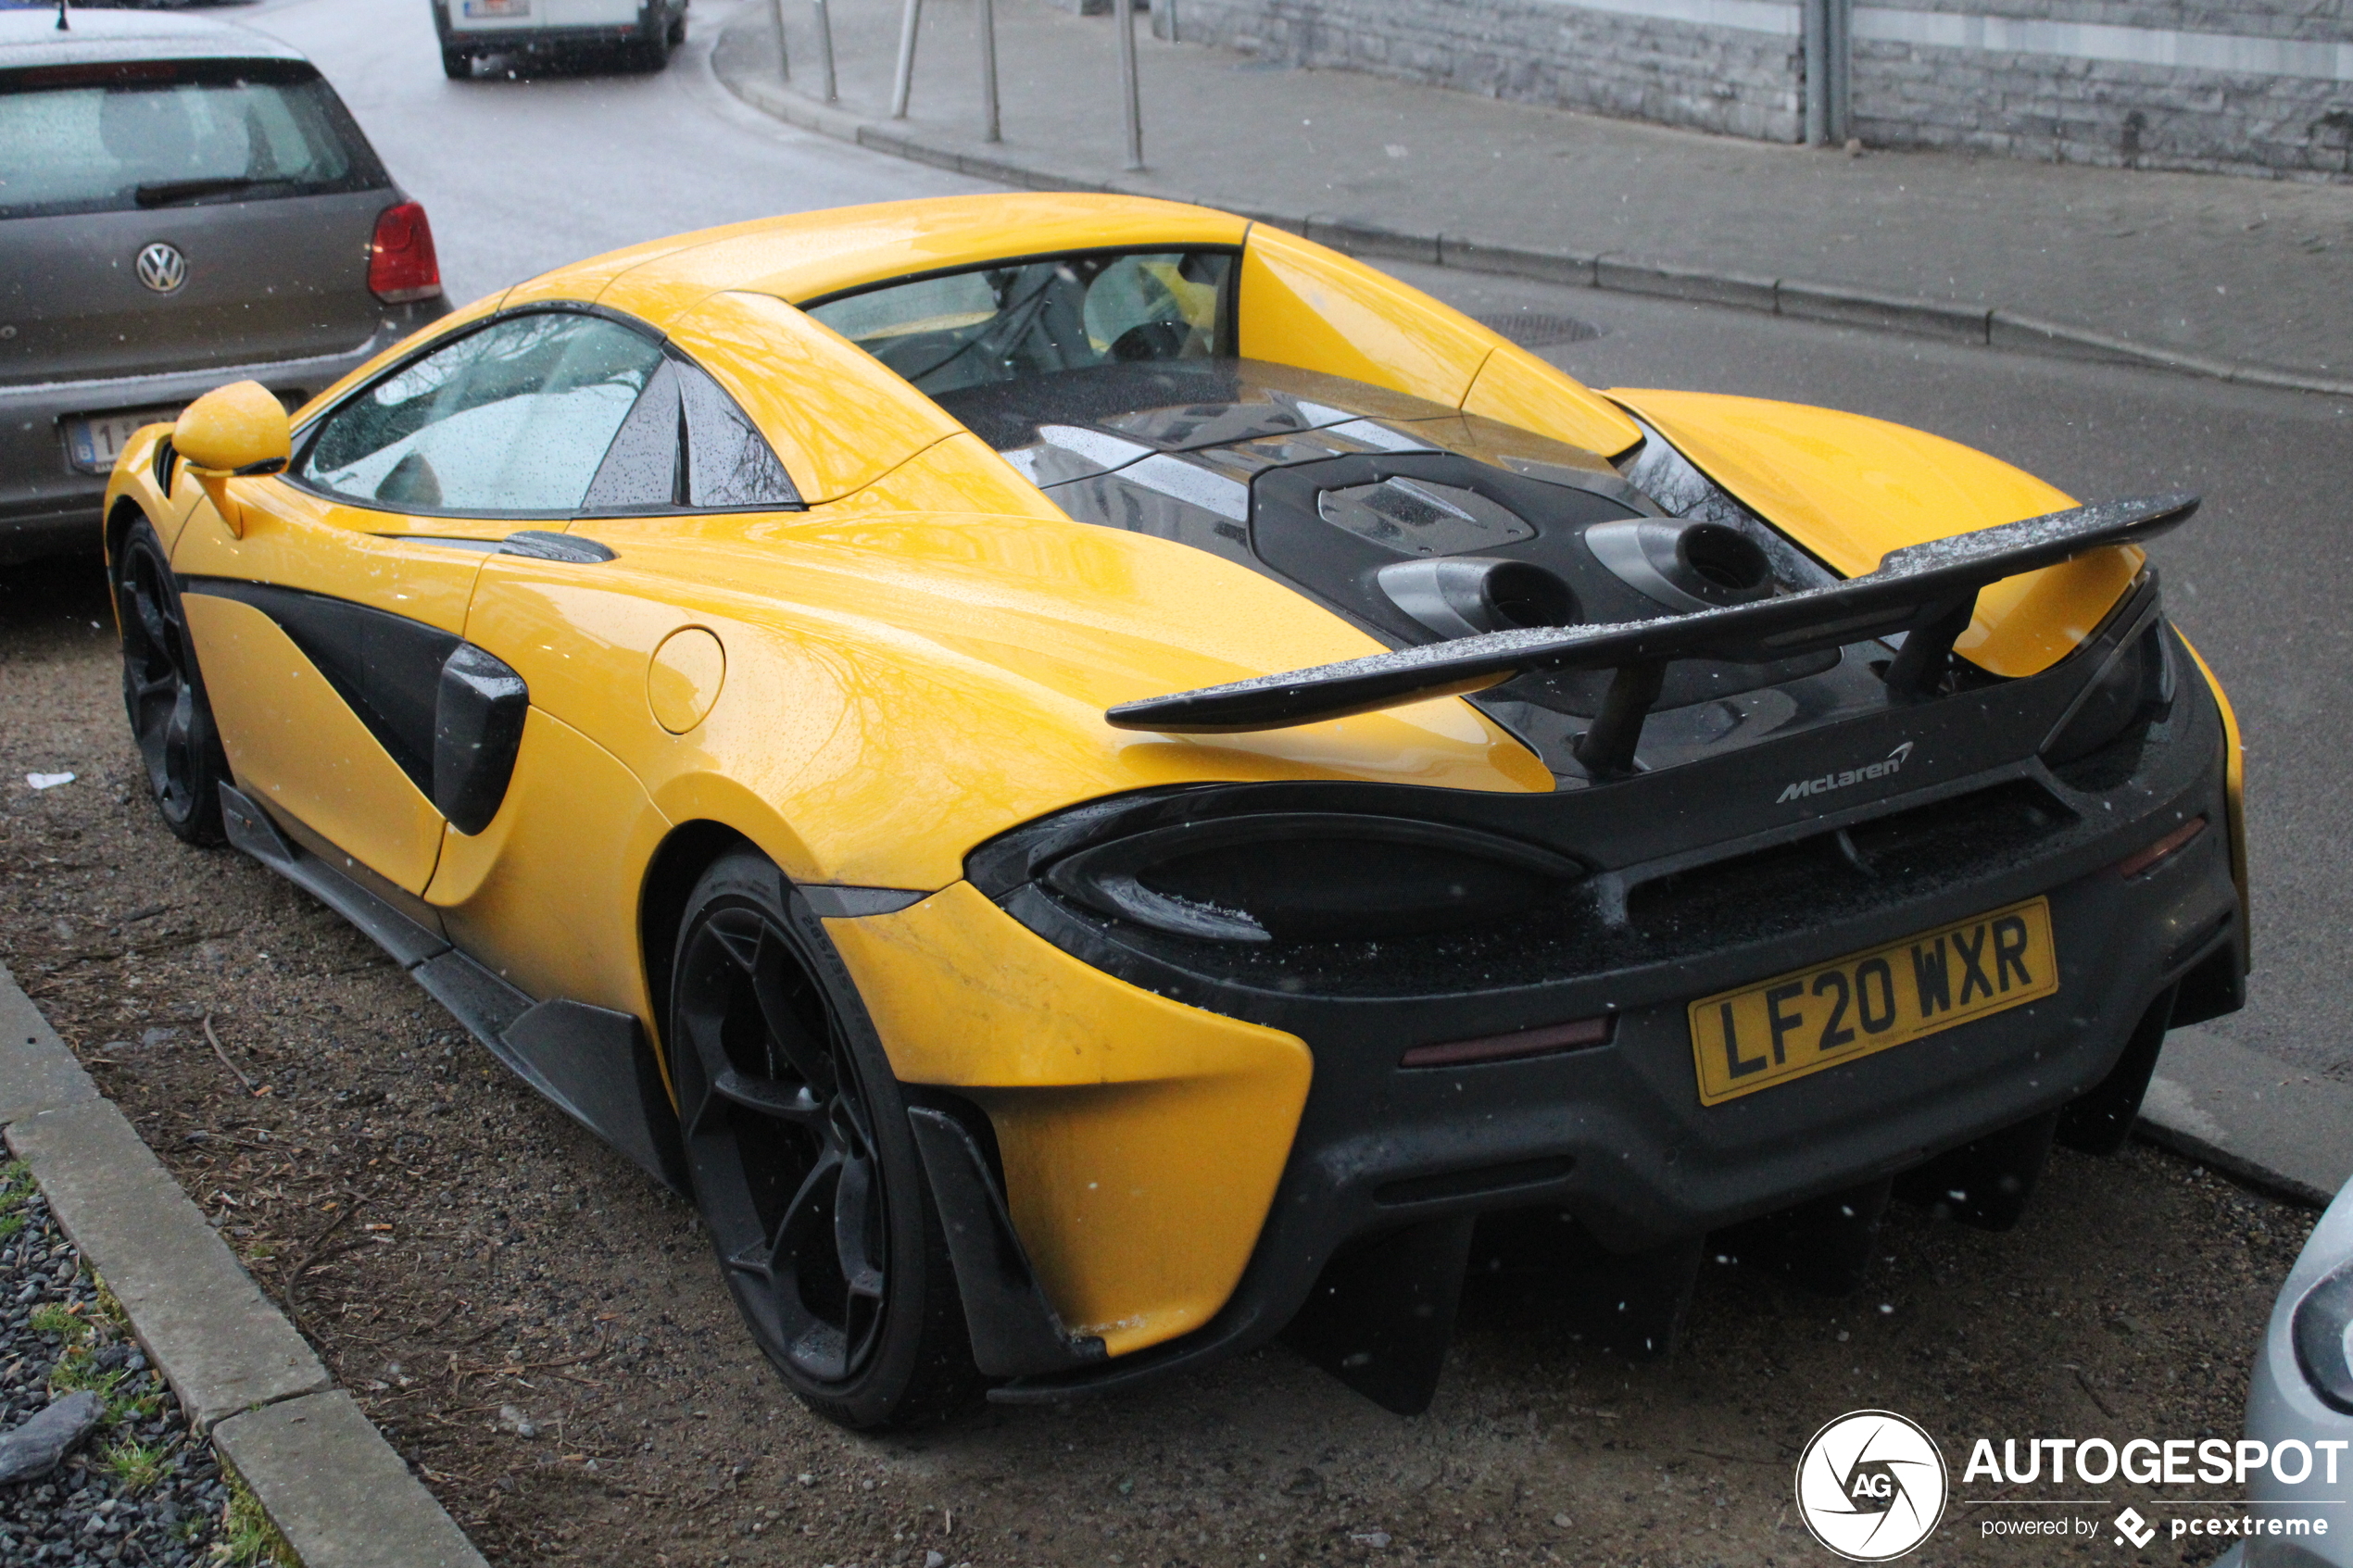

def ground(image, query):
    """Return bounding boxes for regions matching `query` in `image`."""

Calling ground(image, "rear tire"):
[667,849,979,1429]
[441,46,474,78]
[626,21,672,70]
[115,519,229,847]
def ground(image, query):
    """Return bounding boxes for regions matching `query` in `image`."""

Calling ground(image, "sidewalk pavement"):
[2143,1027,2352,1208]
[712,0,2353,392]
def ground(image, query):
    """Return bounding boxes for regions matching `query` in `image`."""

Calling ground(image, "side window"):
[679,361,799,508]
[577,356,801,514]
[298,313,665,515]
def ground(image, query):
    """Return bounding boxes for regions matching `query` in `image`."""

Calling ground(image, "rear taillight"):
[368,201,442,305]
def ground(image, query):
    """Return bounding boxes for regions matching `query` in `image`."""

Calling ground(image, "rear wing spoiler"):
[1105,493,2197,776]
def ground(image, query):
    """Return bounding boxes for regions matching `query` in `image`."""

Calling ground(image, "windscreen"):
[0,59,385,220]
[807,249,1234,397]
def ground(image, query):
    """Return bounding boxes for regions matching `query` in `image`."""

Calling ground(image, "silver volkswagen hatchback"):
[0,7,449,564]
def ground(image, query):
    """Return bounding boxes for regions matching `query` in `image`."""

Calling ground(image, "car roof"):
[504,194,1254,324]
[0,6,308,69]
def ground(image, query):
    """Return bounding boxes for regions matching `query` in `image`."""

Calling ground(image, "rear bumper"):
[924,616,2241,1395]
[0,307,442,566]
[436,0,678,48]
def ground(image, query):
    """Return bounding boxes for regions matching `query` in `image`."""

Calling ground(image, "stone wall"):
[1158,0,2353,179]
[1160,0,1806,142]
[1849,2,2353,177]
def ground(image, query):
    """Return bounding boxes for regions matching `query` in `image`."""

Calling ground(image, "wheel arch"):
[635,817,753,1077]
[102,498,147,641]
[105,496,146,568]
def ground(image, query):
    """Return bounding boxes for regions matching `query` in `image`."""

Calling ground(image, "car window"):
[0,59,384,220]
[298,312,667,516]
[807,250,1233,397]
[576,356,801,514]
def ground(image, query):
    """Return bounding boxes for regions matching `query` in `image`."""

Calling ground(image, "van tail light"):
[369,201,442,304]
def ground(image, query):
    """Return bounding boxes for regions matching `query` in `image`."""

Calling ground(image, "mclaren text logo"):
[1779,741,1915,805]
[1795,1410,1950,1562]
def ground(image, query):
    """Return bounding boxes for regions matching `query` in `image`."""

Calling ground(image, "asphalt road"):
[238,0,983,307]
[244,0,2352,1086]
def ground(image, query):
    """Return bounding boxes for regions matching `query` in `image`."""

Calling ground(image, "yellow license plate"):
[1688,897,2057,1106]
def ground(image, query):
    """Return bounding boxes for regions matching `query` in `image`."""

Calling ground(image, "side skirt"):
[220,784,688,1195]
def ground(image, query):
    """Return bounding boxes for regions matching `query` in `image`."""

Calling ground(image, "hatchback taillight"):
[369,202,442,304]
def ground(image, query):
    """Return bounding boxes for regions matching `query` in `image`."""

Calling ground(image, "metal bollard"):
[890,0,923,119]
[1115,0,1142,169]
[977,0,1000,142]
[1802,0,1851,145]
[811,0,837,103]
[770,0,790,82]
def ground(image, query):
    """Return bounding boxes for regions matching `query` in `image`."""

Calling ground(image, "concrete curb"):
[2138,1026,2353,1209]
[0,962,489,1568]
[717,31,2353,400]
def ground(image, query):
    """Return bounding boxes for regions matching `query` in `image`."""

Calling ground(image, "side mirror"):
[175,382,290,538]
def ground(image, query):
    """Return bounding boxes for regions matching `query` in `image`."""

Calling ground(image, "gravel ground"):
[0,547,2321,1568]
[0,1161,238,1567]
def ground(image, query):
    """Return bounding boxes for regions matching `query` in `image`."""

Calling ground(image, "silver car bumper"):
[0,303,442,566]
[2222,1177,2353,1568]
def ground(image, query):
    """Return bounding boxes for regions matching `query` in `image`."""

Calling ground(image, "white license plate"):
[461,0,531,15]
[65,408,182,476]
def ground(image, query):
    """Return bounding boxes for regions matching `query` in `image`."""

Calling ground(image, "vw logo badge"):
[135,242,187,295]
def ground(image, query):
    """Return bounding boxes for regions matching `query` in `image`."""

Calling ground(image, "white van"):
[431,0,687,77]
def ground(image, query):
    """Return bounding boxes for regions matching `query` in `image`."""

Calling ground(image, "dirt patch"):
[0,550,2314,1567]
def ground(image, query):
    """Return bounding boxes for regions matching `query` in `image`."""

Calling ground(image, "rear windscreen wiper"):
[134,176,280,207]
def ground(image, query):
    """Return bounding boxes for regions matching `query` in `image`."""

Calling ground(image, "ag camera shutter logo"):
[1794,1410,1950,1561]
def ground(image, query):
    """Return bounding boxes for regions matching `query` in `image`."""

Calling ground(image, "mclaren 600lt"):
[101,194,2245,1427]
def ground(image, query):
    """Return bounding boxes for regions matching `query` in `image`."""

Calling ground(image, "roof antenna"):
[56,0,69,31]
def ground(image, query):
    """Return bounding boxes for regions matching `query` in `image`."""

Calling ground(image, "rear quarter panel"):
[497,433,1548,894]
[1239,225,1641,458]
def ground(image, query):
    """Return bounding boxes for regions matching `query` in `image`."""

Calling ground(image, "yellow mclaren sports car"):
[102,193,2245,1428]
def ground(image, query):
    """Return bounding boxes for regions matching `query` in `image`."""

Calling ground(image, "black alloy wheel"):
[116,520,229,847]
[668,850,977,1429]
